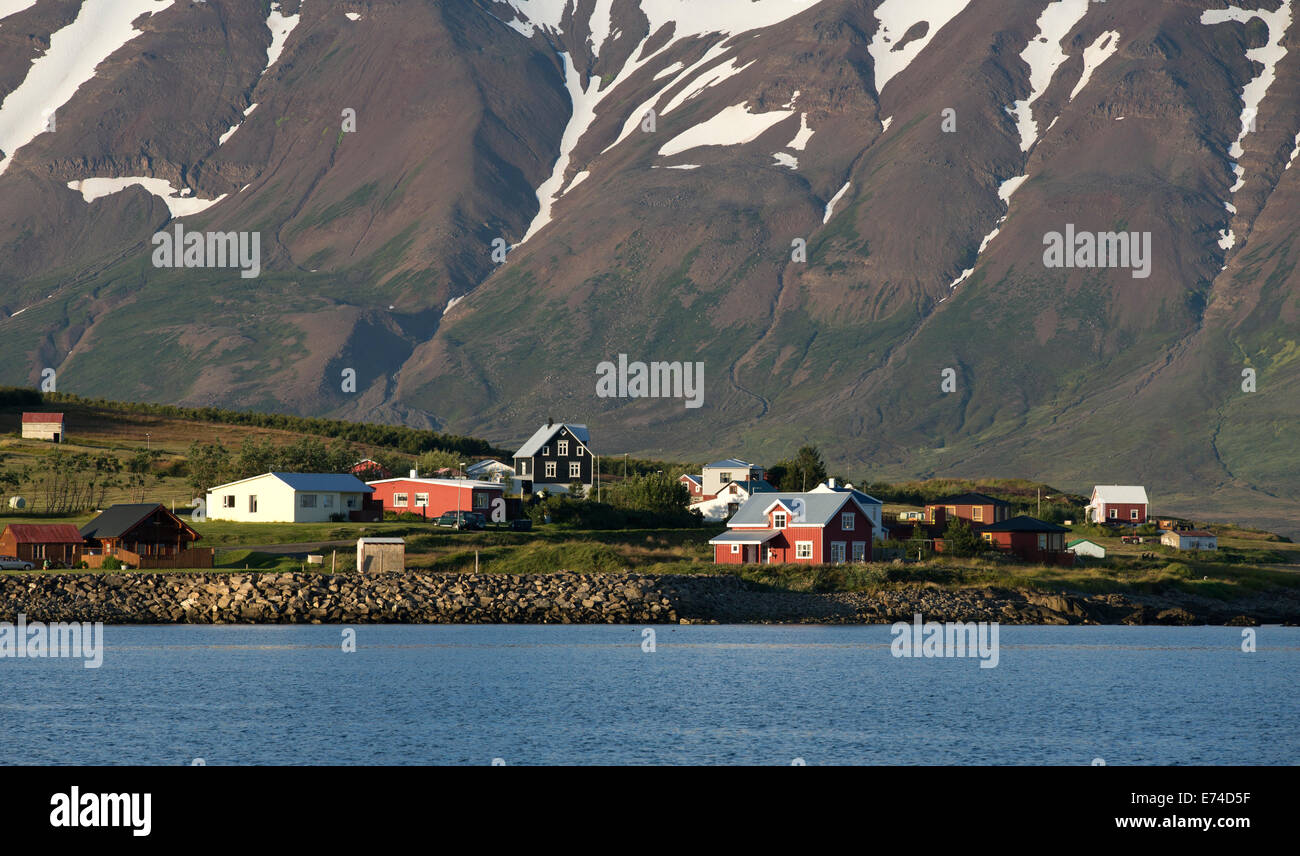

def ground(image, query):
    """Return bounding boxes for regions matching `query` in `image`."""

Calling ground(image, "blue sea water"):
[1,624,1296,765]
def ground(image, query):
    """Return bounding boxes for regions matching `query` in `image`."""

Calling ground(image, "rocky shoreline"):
[2,570,1297,625]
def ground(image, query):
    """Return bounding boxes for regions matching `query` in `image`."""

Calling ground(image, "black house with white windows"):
[513,420,594,494]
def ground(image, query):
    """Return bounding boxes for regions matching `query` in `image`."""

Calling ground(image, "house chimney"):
[410,468,418,479]
[828,478,837,488]
[547,416,554,428]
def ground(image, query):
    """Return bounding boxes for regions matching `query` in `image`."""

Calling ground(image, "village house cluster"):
[4,413,1220,570]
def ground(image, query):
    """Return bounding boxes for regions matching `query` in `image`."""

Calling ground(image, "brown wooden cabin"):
[0,523,84,567]
[80,503,212,569]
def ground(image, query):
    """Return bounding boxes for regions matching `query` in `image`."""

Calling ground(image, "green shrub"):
[100,556,123,570]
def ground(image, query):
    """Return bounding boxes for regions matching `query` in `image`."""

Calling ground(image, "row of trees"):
[38,390,505,458]
[0,449,160,513]
[186,436,366,493]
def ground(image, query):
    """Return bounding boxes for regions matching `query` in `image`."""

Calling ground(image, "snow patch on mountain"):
[658,102,794,157]
[1288,131,1300,169]
[1202,2,1293,196]
[661,57,755,115]
[0,0,38,25]
[1008,0,1089,152]
[653,61,684,80]
[265,1,302,74]
[823,181,850,224]
[0,0,177,177]
[1069,30,1120,101]
[68,176,227,218]
[218,103,259,146]
[869,0,972,94]
[787,114,813,150]
[949,176,1027,290]
[772,151,797,169]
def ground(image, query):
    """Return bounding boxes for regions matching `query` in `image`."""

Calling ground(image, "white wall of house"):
[701,464,762,497]
[22,421,63,441]
[206,474,367,523]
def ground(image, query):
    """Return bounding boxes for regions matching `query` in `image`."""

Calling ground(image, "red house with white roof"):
[708,491,874,564]
[367,477,504,519]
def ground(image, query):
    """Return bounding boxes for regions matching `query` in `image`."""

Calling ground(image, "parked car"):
[435,511,485,530]
[508,518,532,531]
[0,555,34,570]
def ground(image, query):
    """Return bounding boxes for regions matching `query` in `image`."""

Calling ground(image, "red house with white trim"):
[367,477,505,519]
[1086,485,1149,524]
[709,491,874,564]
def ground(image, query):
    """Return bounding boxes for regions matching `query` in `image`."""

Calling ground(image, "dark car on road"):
[508,518,532,531]
[435,511,486,530]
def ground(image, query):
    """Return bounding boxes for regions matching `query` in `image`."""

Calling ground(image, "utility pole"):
[1037,488,1041,517]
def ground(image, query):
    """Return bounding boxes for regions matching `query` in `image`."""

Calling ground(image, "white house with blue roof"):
[205,472,374,523]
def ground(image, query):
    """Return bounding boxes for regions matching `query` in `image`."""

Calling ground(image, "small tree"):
[943,518,984,558]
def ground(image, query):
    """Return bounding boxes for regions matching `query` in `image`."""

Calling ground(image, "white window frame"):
[852,542,866,562]
[545,461,557,479]
[576,446,584,456]
[1131,508,1139,520]
[569,461,581,478]
[830,542,846,563]
[773,511,787,529]
[795,541,813,560]
[558,439,569,456]
[730,544,740,554]
[414,493,429,508]
[542,445,549,456]
[393,492,408,507]
[1108,508,1118,519]
[842,512,854,531]
[973,505,983,522]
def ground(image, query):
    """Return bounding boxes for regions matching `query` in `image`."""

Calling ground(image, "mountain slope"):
[0,0,1297,531]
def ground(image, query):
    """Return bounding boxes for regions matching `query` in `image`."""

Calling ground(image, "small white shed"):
[357,537,405,572]
[1067,538,1106,559]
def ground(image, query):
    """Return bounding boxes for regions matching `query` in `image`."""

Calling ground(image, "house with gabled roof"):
[205,472,374,523]
[810,479,884,537]
[0,523,84,567]
[513,419,594,494]
[21,412,64,442]
[80,503,211,569]
[700,458,765,497]
[1086,485,1149,524]
[691,478,777,522]
[977,516,1073,565]
[924,492,1012,526]
[709,490,875,564]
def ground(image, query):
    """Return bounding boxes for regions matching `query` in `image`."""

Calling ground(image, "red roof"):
[3,524,84,543]
[21,412,64,423]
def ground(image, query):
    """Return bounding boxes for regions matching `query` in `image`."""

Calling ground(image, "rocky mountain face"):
[0,0,1297,530]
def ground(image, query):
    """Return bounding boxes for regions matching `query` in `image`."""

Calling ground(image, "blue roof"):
[705,458,756,469]
[271,472,373,493]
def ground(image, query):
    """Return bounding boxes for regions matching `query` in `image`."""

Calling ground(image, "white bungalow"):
[205,472,374,523]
